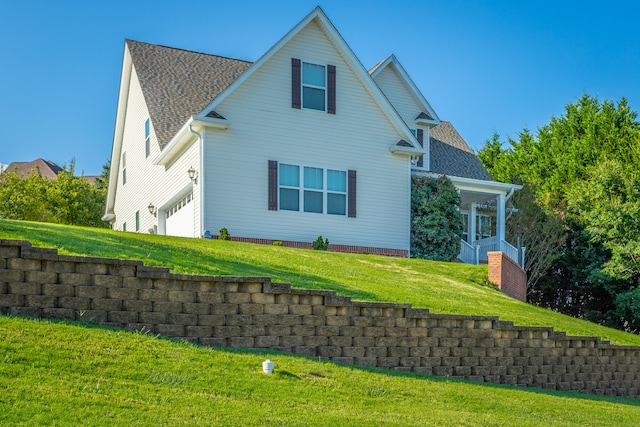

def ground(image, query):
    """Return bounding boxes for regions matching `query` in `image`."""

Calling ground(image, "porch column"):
[469,202,477,244]
[496,192,506,244]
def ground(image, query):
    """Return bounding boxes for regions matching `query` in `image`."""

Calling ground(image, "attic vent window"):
[415,112,434,121]
[206,110,226,120]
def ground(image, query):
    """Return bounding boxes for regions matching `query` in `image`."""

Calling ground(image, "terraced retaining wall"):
[1,239,639,397]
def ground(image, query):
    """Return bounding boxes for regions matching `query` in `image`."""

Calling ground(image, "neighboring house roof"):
[3,158,62,179]
[127,40,252,149]
[428,121,493,181]
[83,176,99,185]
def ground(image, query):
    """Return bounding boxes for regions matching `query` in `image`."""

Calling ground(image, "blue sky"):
[1,0,639,175]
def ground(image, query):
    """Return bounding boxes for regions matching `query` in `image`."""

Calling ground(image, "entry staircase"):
[458,236,525,268]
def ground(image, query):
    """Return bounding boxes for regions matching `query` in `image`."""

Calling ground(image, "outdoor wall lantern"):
[148,203,157,217]
[188,166,198,184]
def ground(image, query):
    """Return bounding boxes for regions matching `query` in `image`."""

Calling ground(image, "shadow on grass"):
[0,219,379,302]
[220,346,640,408]
[6,314,640,408]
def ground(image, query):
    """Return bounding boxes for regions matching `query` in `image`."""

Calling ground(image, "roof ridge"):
[125,39,254,64]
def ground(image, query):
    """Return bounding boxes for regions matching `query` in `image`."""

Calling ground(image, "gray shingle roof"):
[428,121,493,181]
[127,40,252,149]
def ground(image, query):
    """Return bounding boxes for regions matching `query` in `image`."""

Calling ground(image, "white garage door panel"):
[166,196,194,238]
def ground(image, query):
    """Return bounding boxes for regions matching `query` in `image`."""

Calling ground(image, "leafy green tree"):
[615,287,640,332]
[411,175,463,261]
[569,160,640,282]
[0,159,108,228]
[477,93,640,330]
[504,182,566,292]
[0,168,51,222]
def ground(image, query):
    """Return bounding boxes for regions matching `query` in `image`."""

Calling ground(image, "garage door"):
[165,193,194,237]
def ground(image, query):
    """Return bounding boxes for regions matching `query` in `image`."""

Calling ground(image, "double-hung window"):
[477,214,493,240]
[292,58,336,114]
[303,166,323,213]
[279,164,300,211]
[121,152,127,185]
[327,170,346,215]
[302,62,326,111]
[278,163,347,215]
[144,118,151,158]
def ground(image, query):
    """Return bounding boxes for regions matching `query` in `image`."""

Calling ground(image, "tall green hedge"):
[411,175,463,261]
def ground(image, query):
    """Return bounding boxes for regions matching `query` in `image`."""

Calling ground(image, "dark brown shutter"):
[292,58,301,109]
[348,170,356,218]
[268,160,278,210]
[416,129,424,167]
[327,64,336,114]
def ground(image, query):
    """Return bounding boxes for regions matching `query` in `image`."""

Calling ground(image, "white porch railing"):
[458,236,525,268]
[476,236,498,263]
[458,239,476,265]
[501,240,519,265]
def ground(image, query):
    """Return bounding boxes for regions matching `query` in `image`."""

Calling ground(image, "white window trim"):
[279,163,347,216]
[301,61,327,112]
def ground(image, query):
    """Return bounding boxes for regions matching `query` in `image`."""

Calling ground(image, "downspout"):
[189,123,205,237]
[407,157,413,258]
[504,187,516,220]
[505,187,515,202]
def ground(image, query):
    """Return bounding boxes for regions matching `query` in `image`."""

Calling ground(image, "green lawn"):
[1,218,639,346]
[2,218,640,425]
[1,315,639,426]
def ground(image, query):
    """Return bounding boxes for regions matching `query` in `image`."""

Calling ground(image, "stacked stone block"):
[1,239,639,397]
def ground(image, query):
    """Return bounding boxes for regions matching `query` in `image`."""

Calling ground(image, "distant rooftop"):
[2,158,99,183]
[3,158,62,180]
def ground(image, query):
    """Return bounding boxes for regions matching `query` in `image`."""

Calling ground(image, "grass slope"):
[1,219,639,346]
[1,315,639,426]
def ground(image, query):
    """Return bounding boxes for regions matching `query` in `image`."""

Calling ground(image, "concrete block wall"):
[1,239,639,397]
[488,251,527,302]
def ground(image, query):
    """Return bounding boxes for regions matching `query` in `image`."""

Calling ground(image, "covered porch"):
[450,176,524,268]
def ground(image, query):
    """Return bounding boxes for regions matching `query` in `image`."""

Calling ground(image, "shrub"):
[218,227,231,241]
[272,241,283,246]
[615,287,640,333]
[312,236,329,250]
[410,175,463,261]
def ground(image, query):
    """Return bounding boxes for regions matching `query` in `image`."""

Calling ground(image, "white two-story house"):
[103,7,521,263]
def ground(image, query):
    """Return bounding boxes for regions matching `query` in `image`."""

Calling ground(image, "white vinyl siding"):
[373,65,430,169]
[201,21,410,250]
[112,62,201,238]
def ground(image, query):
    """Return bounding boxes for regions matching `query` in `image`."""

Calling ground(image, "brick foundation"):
[212,236,409,257]
[1,239,638,397]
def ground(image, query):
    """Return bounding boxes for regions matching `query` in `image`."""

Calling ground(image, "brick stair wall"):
[1,239,638,397]
[488,251,527,302]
